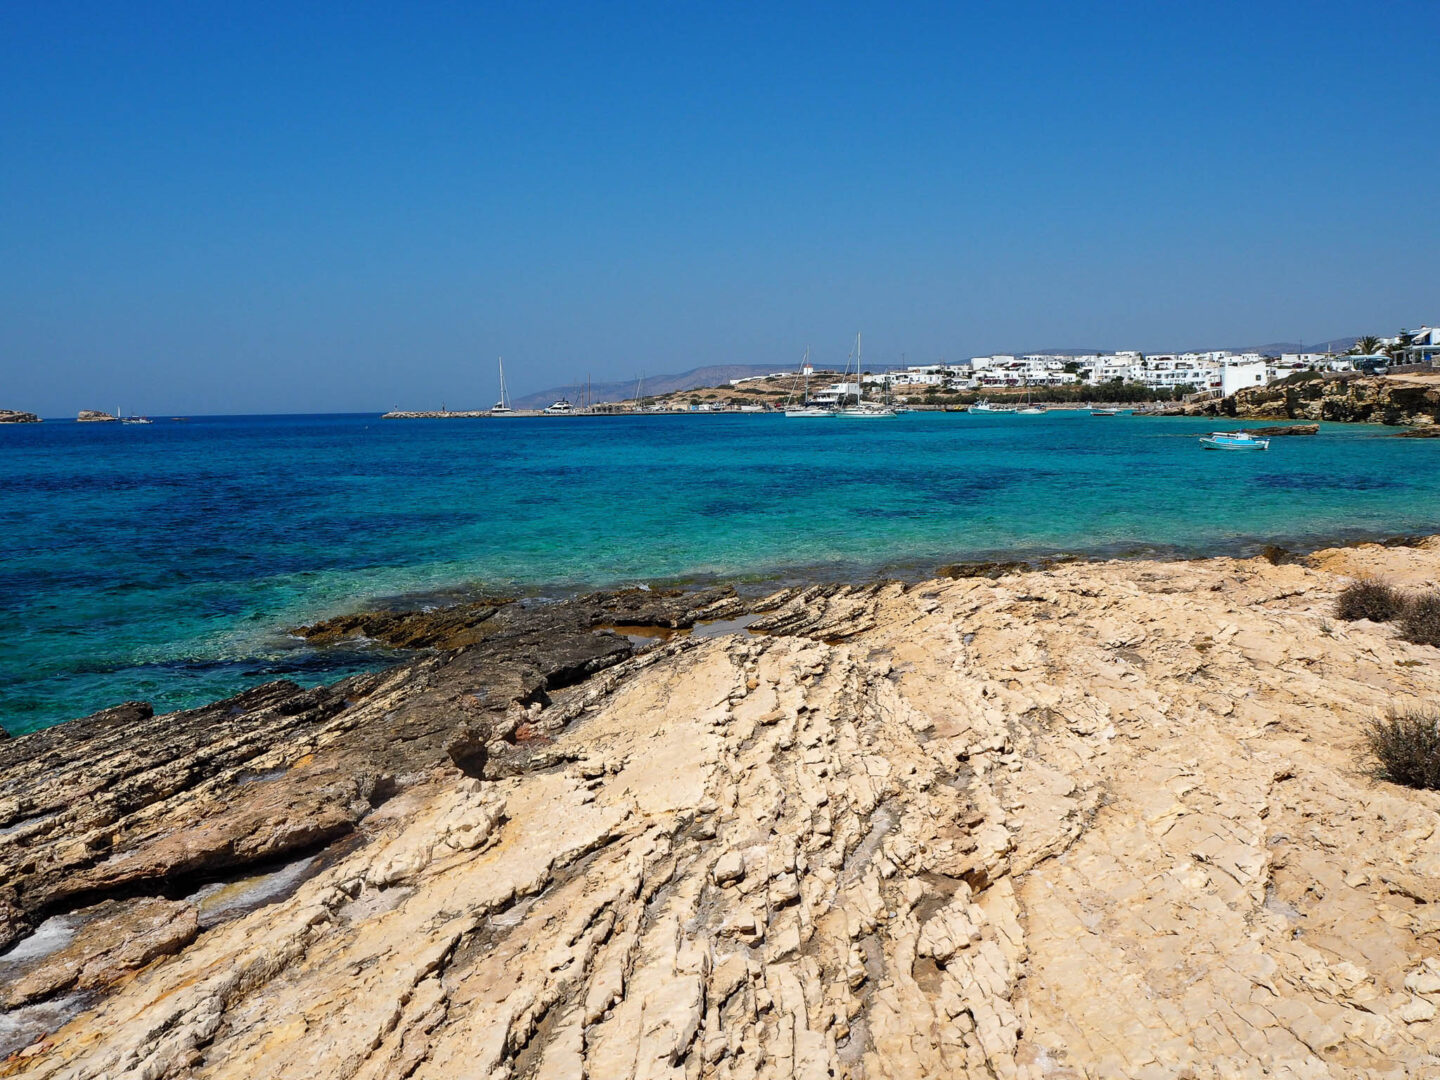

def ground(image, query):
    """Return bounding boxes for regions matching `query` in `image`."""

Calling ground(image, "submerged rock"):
[1246,423,1319,436]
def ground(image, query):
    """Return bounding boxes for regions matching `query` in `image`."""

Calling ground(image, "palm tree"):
[1352,335,1382,355]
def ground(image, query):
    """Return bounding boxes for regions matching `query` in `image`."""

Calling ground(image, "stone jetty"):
[5,542,1440,1076]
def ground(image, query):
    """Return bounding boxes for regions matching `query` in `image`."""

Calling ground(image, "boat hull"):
[1200,437,1269,451]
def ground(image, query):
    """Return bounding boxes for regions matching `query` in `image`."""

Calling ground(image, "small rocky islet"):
[4,541,1440,1075]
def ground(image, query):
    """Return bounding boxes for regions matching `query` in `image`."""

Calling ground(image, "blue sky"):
[2,1,1436,414]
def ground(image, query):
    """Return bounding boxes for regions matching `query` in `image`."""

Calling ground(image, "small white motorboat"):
[543,398,574,414]
[1200,430,1269,451]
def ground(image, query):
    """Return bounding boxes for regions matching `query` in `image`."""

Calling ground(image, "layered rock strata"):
[5,545,1440,1076]
[0,410,40,424]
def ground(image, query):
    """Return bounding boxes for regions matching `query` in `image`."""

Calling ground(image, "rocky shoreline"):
[5,542,1440,1075]
[1167,373,1440,427]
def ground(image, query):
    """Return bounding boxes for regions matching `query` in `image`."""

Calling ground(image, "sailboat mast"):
[855,333,863,405]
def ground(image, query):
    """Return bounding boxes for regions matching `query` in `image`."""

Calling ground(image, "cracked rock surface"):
[6,543,1440,1077]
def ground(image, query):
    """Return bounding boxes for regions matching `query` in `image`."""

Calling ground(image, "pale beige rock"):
[11,543,1440,1077]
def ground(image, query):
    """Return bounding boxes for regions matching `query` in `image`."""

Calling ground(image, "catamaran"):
[785,347,834,417]
[1200,430,1269,451]
[492,358,512,413]
[834,333,897,418]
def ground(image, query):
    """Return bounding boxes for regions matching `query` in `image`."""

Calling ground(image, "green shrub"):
[1367,709,1440,789]
[1335,580,1407,622]
[1400,592,1440,647]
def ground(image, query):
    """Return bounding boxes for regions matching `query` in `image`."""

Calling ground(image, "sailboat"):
[785,347,834,418]
[1015,383,1045,415]
[492,357,512,413]
[834,334,898,418]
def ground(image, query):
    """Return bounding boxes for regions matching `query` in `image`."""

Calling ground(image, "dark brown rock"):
[445,724,489,778]
[0,410,40,424]
[1246,424,1319,436]
[292,599,513,649]
[937,561,1030,580]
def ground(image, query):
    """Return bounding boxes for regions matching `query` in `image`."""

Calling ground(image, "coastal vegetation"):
[1333,579,1440,648]
[1367,707,1440,790]
[1335,579,1409,622]
[1401,592,1440,648]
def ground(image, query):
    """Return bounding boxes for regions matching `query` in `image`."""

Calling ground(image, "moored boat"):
[492,357,512,413]
[1200,430,1270,451]
[543,398,574,415]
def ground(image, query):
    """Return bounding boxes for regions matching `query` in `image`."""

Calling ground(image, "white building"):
[1221,359,1268,397]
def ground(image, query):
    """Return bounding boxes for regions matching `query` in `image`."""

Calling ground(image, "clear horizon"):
[3,2,1437,416]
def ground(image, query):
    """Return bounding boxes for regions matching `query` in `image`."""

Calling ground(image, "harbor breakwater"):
[5,539,1440,1075]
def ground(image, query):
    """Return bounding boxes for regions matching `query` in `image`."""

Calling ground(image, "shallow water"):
[4,410,1438,732]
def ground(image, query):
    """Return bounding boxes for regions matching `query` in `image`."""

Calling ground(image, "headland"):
[5,538,1440,1075]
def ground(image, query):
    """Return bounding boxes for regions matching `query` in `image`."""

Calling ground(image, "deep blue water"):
[4,411,1438,734]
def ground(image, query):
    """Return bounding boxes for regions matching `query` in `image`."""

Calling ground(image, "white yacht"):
[543,398,574,415]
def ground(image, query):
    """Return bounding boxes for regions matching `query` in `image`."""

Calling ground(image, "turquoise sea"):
[4,411,1439,734]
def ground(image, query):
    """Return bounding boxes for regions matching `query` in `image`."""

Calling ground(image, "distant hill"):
[511,364,791,409]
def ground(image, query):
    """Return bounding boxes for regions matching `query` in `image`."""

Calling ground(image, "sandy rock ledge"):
[5,542,1440,1078]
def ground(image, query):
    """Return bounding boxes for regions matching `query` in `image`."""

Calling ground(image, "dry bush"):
[1335,580,1407,622]
[1400,592,1440,647]
[1367,708,1440,790]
